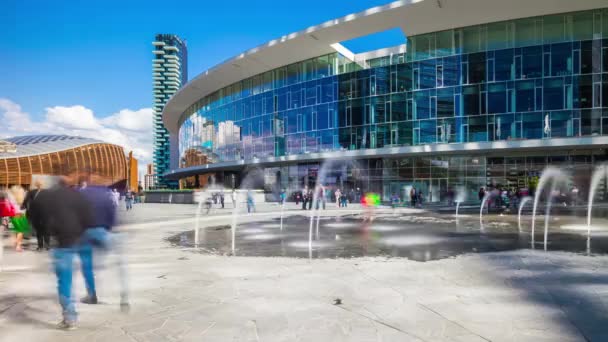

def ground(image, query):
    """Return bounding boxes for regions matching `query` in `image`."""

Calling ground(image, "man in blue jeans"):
[32,177,93,330]
[78,176,129,311]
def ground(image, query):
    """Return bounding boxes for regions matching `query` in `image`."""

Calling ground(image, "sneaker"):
[57,320,77,330]
[80,295,98,304]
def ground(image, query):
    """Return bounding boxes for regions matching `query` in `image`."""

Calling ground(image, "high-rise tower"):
[152,34,187,188]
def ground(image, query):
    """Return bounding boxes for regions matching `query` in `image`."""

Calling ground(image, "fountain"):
[530,167,568,250]
[231,167,265,256]
[193,194,205,247]
[517,196,533,233]
[307,159,366,259]
[479,191,494,231]
[587,163,608,251]
[231,191,239,254]
[279,199,285,231]
[454,186,466,218]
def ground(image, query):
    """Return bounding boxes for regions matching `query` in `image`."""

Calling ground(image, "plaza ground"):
[1,203,607,341]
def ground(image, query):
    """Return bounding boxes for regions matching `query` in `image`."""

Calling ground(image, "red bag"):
[0,199,16,217]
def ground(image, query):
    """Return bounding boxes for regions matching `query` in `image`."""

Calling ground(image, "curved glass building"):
[163,0,608,203]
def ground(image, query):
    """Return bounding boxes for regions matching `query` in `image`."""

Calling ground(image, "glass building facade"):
[177,9,608,202]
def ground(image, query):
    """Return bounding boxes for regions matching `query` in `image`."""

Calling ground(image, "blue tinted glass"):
[420,120,436,143]
[488,83,507,113]
[415,91,430,119]
[515,80,535,112]
[522,46,542,78]
[551,42,573,76]
[494,49,514,81]
[543,77,564,110]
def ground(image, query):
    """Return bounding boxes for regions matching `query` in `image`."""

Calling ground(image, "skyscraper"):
[152,34,187,188]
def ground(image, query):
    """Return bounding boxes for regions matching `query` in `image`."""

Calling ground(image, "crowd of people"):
[0,174,131,330]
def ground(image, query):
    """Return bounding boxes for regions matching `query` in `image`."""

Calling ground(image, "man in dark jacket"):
[32,177,93,329]
[23,179,50,250]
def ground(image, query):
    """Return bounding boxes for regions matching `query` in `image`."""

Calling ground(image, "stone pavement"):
[1,203,607,341]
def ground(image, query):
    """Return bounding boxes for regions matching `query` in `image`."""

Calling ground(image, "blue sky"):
[2,0,403,118]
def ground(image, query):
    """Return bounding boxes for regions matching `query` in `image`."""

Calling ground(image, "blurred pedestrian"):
[410,187,417,207]
[0,191,19,251]
[307,189,314,210]
[111,189,120,207]
[247,190,255,213]
[77,174,129,311]
[8,186,29,252]
[335,189,341,207]
[125,190,134,211]
[295,191,301,206]
[302,187,308,210]
[23,180,49,251]
[478,187,486,202]
[220,192,225,209]
[33,177,93,329]
[231,189,237,208]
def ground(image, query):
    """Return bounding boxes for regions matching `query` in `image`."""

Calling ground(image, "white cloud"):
[46,105,102,130]
[0,98,36,133]
[0,98,153,174]
[101,108,153,132]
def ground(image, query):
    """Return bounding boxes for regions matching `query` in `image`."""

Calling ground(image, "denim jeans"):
[125,199,133,210]
[79,228,129,303]
[53,248,77,322]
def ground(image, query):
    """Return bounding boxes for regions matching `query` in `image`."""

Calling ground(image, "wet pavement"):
[169,213,608,261]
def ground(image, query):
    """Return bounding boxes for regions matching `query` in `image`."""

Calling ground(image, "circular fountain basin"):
[170,214,608,260]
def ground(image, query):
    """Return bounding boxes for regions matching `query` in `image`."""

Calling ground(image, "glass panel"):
[543,77,564,110]
[487,22,508,50]
[436,30,454,57]
[516,80,535,112]
[543,14,566,44]
[522,46,543,78]
[515,17,541,48]
[572,11,594,41]
[488,83,507,113]
[463,26,480,53]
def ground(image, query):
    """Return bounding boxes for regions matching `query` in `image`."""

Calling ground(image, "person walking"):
[295,191,301,206]
[279,189,286,205]
[0,191,20,251]
[220,192,225,209]
[335,189,342,207]
[32,177,93,330]
[246,190,255,213]
[7,186,29,252]
[111,189,120,208]
[23,180,49,251]
[307,189,314,210]
[231,189,237,208]
[478,187,486,202]
[125,190,134,211]
[410,187,417,207]
[77,175,130,311]
[302,187,308,210]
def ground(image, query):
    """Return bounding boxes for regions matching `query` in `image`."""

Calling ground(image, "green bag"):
[10,215,31,234]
